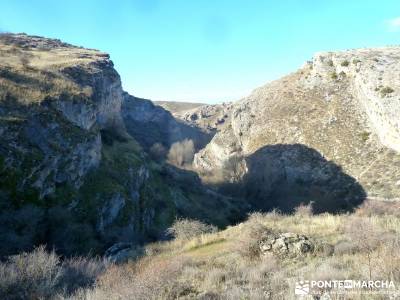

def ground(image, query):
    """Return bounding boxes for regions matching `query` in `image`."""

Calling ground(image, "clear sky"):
[1,1,400,103]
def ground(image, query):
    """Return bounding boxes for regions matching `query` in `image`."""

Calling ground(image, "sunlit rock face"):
[0,34,247,257]
[194,47,400,201]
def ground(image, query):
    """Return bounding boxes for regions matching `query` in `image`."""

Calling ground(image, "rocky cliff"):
[0,34,246,257]
[2,33,399,257]
[122,94,212,150]
[193,47,400,209]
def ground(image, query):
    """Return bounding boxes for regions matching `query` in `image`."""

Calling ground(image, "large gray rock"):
[259,232,314,257]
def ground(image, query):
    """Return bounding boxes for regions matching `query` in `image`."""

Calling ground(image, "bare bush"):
[167,219,217,240]
[75,256,194,300]
[376,236,400,282]
[167,139,195,167]
[0,246,110,299]
[264,208,283,220]
[59,256,109,295]
[233,216,270,261]
[294,202,314,217]
[0,246,62,300]
[344,217,383,279]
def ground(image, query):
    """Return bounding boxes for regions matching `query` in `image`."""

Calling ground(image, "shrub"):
[344,218,382,251]
[380,86,394,97]
[167,139,195,167]
[376,236,400,282]
[0,246,62,300]
[233,217,270,261]
[344,217,383,279]
[329,72,338,80]
[59,256,109,295]
[80,256,194,300]
[294,202,314,217]
[360,131,370,143]
[166,219,218,240]
[327,60,334,67]
[341,60,349,67]
[0,246,110,299]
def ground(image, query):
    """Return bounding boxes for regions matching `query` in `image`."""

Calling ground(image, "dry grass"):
[0,246,108,300]
[294,201,314,217]
[355,199,400,217]
[0,36,104,105]
[2,202,400,299]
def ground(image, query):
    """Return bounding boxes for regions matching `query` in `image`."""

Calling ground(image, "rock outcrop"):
[0,38,115,199]
[259,232,314,257]
[2,33,398,258]
[194,47,400,208]
[0,33,157,256]
[0,34,247,257]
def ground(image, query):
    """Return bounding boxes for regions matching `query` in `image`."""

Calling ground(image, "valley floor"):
[1,200,400,299]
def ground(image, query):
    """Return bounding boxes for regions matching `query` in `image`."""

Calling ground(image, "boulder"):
[259,232,314,257]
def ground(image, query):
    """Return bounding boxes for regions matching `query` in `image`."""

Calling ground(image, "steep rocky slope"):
[0,34,246,257]
[2,33,398,257]
[154,101,235,141]
[123,95,212,150]
[194,47,400,210]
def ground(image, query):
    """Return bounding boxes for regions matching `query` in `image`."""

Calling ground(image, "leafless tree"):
[167,139,195,167]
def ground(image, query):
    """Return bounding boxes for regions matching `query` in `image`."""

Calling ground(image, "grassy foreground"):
[1,200,400,299]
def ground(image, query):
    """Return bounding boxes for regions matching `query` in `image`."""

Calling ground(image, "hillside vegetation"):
[1,200,399,299]
[191,48,400,206]
[1,33,400,299]
[0,33,247,258]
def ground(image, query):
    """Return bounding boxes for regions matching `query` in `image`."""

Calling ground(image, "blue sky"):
[1,1,400,103]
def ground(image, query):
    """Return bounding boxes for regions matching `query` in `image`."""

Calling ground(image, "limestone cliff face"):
[194,47,400,203]
[54,60,123,130]
[0,34,245,257]
[309,48,400,152]
[0,34,144,255]
[0,34,128,198]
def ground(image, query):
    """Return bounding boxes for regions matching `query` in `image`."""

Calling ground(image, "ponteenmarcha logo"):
[295,279,397,297]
